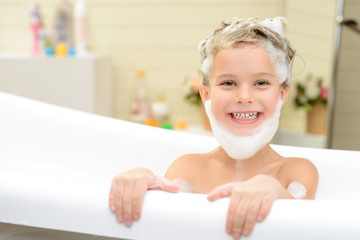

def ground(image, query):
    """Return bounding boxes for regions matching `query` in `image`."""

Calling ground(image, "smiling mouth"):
[231,112,259,120]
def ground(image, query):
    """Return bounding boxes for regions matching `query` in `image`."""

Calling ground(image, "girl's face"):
[200,44,289,136]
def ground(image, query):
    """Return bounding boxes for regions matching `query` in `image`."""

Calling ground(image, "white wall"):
[0,0,285,125]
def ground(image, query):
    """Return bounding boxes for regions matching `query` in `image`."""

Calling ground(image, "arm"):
[283,158,319,200]
[109,167,180,227]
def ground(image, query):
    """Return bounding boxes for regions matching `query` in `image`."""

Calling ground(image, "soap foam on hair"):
[198,17,295,86]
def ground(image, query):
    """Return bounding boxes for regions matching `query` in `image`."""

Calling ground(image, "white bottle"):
[152,91,170,122]
[74,0,89,56]
[130,70,151,123]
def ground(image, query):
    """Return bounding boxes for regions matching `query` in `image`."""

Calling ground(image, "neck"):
[218,144,275,168]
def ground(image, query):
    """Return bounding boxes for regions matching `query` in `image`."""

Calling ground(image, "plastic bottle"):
[53,0,72,49]
[151,91,170,122]
[29,4,42,55]
[74,0,89,56]
[130,70,151,123]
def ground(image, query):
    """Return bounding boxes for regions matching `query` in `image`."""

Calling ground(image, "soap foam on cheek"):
[204,98,283,161]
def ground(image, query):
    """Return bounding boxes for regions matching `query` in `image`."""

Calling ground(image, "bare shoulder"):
[164,153,207,181]
[282,157,318,178]
[280,157,319,199]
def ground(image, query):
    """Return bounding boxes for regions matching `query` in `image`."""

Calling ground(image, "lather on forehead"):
[198,17,296,86]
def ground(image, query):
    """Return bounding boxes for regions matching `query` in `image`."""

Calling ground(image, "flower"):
[294,74,328,111]
[183,72,202,106]
[320,85,329,99]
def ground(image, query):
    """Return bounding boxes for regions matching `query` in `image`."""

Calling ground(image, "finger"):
[122,178,135,227]
[242,194,262,237]
[225,189,242,235]
[207,183,234,201]
[114,178,124,222]
[131,177,149,221]
[257,194,276,222]
[109,177,117,212]
[231,191,252,238]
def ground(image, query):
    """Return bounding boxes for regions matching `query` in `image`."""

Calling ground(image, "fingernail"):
[243,229,250,236]
[125,220,133,227]
[233,233,241,240]
[207,195,216,201]
[133,213,139,220]
[117,215,123,222]
[257,215,263,222]
[110,205,115,212]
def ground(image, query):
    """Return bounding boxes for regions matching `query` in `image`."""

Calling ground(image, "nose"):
[235,86,254,104]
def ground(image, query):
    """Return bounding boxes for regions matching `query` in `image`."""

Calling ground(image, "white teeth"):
[231,112,259,120]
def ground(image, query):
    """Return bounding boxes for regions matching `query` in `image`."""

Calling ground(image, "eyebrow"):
[253,72,276,78]
[215,72,276,79]
[215,73,237,79]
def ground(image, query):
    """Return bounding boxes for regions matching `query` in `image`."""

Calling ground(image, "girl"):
[109,17,318,240]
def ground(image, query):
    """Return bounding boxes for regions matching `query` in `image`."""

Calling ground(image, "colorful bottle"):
[130,70,151,123]
[29,4,42,55]
[74,0,89,56]
[53,0,72,50]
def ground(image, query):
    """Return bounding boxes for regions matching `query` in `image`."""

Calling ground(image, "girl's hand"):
[207,175,286,240]
[109,168,181,227]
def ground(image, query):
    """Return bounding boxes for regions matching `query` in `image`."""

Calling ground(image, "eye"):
[255,80,270,87]
[221,80,236,86]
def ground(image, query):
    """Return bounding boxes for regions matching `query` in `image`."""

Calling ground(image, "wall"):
[330,0,360,150]
[0,0,285,126]
[281,0,337,133]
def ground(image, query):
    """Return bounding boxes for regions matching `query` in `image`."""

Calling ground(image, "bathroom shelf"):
[0,54,113,117]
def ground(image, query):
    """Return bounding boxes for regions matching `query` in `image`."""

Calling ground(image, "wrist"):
[254,174,287,198]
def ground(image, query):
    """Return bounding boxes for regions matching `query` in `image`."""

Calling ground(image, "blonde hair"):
[198,17,296,86]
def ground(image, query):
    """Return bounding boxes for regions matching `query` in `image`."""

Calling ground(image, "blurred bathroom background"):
[0,0,359,150]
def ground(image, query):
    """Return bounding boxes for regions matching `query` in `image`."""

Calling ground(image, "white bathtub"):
[0,91,360,240]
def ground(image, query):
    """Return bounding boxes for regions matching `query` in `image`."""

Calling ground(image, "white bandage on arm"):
[287,181,307,199]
